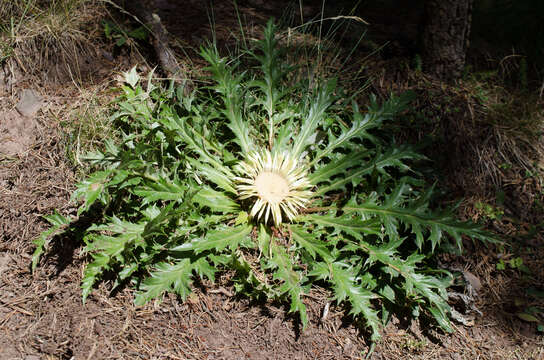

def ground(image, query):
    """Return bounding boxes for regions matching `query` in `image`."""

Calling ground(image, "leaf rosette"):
[33,20,497,344]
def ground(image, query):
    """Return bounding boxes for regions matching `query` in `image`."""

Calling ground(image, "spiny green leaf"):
[172,224,252,254]
[165,112,233,176]
[200,46,253,153]
[309,105,384,166]
[343,184,498,251]
[251,20,291,147]
[412,273,453,333]
[89,215,145,235]
[230,251,276,298]
[308,261,330,281]
[187,158,236,194]
[362,239,404,268]
[82,252,110,302]
[72,170,112,215]
[143,202,177,238]
[300,213,381,240]
[32,211,71,271]
[292,82,336,158]
[81,218,148,299]
[115,262,139,288]
[309,150,370,185]
[84,233,139,258]
[316,146,422,195]
[192,186,239,213]
[193,257,217,282]
[133,177,187,204]
[290,225,333,262]
[379,284,396,303]
[349,237,453,333]
[329,262,381,342]
[266,241,308,328]
[134,259,195,305]
[274,117,296,153]
[257,224,271,255]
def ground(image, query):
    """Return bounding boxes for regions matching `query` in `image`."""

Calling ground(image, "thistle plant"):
[33,20,495,344]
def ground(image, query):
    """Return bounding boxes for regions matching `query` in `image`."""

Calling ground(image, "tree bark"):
[421,0,473,81]
[124,0,193,94]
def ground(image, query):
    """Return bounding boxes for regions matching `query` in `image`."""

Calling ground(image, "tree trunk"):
[421,0,473,81]
[124,0,193,94]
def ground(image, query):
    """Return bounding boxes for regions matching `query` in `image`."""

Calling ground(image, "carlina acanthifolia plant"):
[33,20,496,345]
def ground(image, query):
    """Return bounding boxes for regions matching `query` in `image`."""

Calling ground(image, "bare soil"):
[1,1,543,359]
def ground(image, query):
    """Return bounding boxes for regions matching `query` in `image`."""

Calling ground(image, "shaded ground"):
[1,1,544,359]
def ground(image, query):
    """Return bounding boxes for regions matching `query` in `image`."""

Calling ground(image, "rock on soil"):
[15,89,43,118]
[0,89,43,156]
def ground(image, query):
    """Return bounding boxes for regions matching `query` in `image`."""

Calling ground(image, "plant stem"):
[269,116,273,150]
[302,206,335,213]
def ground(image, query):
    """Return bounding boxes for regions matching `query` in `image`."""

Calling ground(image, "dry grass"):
[379,67,544,193]
[0,0,129,170]
[461,77,544,180]
[55,81,120,175]
[1,0,108,83]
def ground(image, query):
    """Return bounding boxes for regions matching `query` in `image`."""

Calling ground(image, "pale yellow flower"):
[235,150,312,225]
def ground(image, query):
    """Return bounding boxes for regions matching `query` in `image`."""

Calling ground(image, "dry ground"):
[1,1,544,359]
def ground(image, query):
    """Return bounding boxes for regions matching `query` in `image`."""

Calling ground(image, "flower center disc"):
[254,171,289,204]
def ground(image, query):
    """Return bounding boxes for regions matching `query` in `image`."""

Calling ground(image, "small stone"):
[100,49,114,62]
[16,89,43,117]
[0,109,40,155]
[24,355,41,360]
[464,271,481,293]
[0,253,11,274]
[450,353,462,360]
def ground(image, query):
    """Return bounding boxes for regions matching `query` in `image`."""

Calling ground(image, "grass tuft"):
[1,0,108,83]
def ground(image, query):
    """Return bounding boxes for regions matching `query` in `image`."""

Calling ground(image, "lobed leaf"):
[32,212,71,271]
[265,241,308,328]
[134,259,196,305]
[328,262,381,342]
[309,150,370,185]
[192,186,239,213]
[343,183,498,251]
[133,177,187,204]
[315,146,423,196]
[290,225,333,262]
[200,46,253,153]
[291,82,337,159]
[309,103,383,166]
[300,213,381,240]
[71,170,112,216]
[172,224,252,254]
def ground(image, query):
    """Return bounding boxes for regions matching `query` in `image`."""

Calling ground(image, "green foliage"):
[33,20,497,344]
[32,211,71,271]
[103,20,148,47]
[475,201,504,221]
[496,255,530,274]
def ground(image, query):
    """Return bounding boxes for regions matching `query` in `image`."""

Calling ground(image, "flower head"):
[235,150,313,225]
